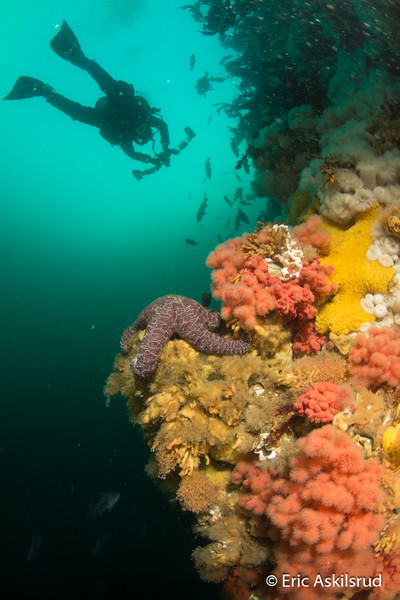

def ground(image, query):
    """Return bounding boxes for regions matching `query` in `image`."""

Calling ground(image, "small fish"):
[92,535,109,557]
[25,534,42,561]
[185,238,199,247]
[196,193,208,222]
[207,115,213,126]
[234,186,243,203]
[235,149,251,172]
[205,157,212,179]
[224,195,233,207]
[217,234,222,243]
[230,138,239,157]
[202,293,211,307]
[88,491,120,519]
[189,53,196,71]
[234,208,249,231]
[233,169,242,182]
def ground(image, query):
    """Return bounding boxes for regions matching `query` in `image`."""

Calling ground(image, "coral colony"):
[105,31,400,600]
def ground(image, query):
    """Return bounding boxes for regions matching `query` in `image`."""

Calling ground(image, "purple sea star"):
[120,294,250,378]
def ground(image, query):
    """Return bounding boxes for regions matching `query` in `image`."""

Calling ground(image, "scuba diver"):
[4,21,195,178]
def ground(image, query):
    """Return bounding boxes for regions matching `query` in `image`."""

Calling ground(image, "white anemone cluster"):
[298,61,400,226]
[362,231,400,327]
[366,234,400,269]
[318,168,376,225]
[300,149,400,226]
[361,290,400,327]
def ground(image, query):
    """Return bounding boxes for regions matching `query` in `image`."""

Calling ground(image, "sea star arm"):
[120,323,139,351]
[132,315,174,378]
[183,327,250,355]
[120,303,154,351]
[175,300,250,355]
[203,308,223,330]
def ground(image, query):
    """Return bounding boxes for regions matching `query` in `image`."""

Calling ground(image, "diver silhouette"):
[4,21,195,177]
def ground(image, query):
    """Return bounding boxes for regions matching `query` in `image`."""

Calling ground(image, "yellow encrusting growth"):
[316,205,395,335]
[382,424,400,465]
[105,334,293,479]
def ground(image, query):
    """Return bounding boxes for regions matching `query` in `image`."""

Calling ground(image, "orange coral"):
[294,382,352,423]
[233,426,385,600]
[349,326,400,389]
[292,214,332,254]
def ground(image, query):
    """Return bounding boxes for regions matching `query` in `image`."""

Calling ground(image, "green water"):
[1,0,397,598]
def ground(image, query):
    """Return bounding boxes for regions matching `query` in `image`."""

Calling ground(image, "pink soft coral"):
[292,215,332,254]
[348,326,400,389]
[269,278,316,321]
[206,229,336,356]
[233,426,385,600]
[207,236,334,330]
[292,320,326,354]
[294,382,352,423]
[219,254,277,329]
[206,237,245,295]
[298,257,337,303]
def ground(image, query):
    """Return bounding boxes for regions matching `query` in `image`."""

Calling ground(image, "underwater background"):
[1,1,256,598]
[2,0,400,599]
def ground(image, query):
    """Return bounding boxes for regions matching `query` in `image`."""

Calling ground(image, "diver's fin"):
[184,126,196,140]
[132,170,144,181]
[132,165,160,180]
[50,21,84,65]
[3,76,53,101]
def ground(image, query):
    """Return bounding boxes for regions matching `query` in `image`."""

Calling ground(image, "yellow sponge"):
[316,206,395,335]
[382,425,400,464]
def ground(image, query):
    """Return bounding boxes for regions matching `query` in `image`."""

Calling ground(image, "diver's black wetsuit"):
[46,58,170,164]
[4,21,171,167]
